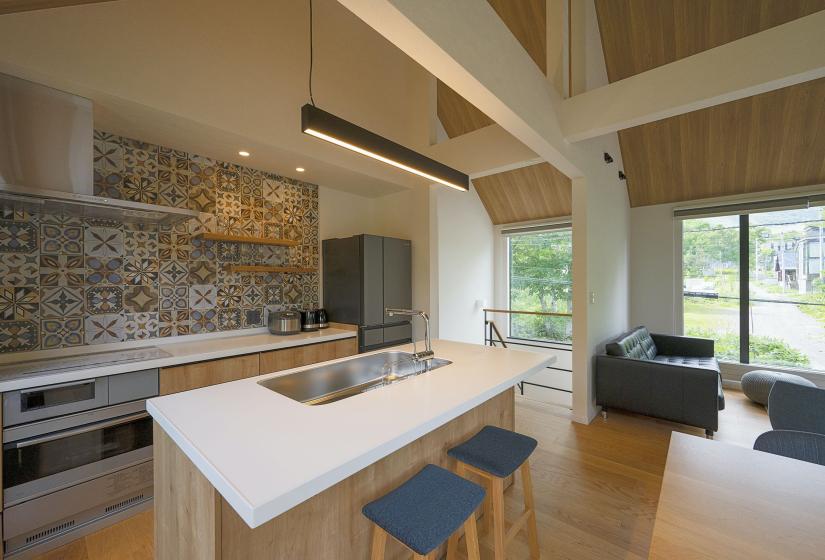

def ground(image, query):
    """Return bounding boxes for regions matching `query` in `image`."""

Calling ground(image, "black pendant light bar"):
[301,104,469,191]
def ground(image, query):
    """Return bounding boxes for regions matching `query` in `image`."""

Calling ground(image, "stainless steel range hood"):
[0,73,198,224]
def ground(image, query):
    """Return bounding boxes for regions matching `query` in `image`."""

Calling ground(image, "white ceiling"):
[0,0,446,197]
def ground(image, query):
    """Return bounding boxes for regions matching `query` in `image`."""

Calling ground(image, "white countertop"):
[148,340,554,528]
[0,329,356,392]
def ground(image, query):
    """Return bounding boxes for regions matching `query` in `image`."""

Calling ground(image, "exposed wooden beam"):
[560,10,825,142]
[0,0,114,15]
[337,0,583,178]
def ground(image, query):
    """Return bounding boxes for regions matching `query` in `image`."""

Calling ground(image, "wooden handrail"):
[483,308,572,318]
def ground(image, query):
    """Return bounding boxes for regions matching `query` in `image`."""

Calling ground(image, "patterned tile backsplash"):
[0,131,319,353]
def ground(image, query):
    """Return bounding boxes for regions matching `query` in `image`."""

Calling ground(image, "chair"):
[753,430,825,466]
[767,380,825,435]
[362,464,484,560]
[448,425,540,560]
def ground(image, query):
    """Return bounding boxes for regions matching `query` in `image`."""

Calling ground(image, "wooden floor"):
[34,390,769,560]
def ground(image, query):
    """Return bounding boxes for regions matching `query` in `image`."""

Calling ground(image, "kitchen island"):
[148,340,553,559]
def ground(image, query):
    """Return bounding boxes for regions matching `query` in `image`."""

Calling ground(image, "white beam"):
[336,0,584,178]
[424,123,540,179]
[561,10,825,142]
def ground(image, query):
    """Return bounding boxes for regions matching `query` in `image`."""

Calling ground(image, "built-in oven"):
[2,369,158,558]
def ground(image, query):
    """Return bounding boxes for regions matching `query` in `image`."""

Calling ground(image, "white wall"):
[431,186,494,344]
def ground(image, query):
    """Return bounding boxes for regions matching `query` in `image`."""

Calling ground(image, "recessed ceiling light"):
[238,150,250,157]
[296,167,305,172]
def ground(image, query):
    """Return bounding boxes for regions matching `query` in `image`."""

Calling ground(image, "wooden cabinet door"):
[259,338,357,375]
[160,354,260,395]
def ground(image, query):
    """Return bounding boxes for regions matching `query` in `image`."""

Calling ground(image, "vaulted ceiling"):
[595,0,825,206]
[472,163,572,225]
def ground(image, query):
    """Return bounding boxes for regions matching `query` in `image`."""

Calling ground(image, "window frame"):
[494,219,573,346]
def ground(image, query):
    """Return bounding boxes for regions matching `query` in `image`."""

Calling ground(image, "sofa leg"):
[705,429,713,440]
[601,408,607,421]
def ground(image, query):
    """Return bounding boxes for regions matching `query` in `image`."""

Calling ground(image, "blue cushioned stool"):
[362,464,484,560]
[448,425,540,559]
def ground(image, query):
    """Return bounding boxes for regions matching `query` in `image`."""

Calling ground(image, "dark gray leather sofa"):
[595,326,725,437]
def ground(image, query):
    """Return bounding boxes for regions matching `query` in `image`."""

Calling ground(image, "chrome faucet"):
[385,308,434,362]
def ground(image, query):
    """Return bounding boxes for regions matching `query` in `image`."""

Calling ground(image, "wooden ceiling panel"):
[596,0,825,207]
[620,78,825,207]
[595,0,825,82]
[472,162,572,225]
[437,0,546,139]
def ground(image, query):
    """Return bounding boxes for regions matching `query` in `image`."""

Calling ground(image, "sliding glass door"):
[682,205,825,370]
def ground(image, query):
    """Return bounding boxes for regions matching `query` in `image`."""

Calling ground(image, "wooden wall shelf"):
[193,233,300,247]
[227,265,316,274]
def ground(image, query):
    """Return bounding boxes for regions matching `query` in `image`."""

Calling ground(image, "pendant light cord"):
[308,0,316,106]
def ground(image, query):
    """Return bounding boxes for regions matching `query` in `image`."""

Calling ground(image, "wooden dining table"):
[649,432,825,560]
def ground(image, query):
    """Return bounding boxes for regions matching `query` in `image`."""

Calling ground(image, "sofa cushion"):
[653,355,720,372]
[605,327,658,360]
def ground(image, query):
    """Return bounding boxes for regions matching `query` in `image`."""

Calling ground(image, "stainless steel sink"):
[258,351,452,405]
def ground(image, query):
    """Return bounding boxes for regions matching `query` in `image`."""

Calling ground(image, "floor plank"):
[33,390,769,560]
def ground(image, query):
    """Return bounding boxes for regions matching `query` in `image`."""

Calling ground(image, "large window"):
[682,205,825,370]
[507,227,572,343]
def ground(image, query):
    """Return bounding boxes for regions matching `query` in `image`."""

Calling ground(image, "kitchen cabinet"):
[259,339,357,375]
[160,354,260,395]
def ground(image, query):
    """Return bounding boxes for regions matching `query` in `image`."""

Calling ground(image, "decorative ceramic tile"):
[242,285,263,307]
[41,214,83,227]
[159,310,189,337]
[124,231,158,259]
[217,164,240,194]
[264,285,282,304]
[188,156,216,189]
[0,320,38,353]
[40,224,83,254]
[0,220,37,253]
[85,286,123,314]
[188,213,217,236]
[217,308,241,331]
[93,134,123,171]
[217,241,240,263]
[284,224,302,242]
[263,222,283,240]
[243,308,263,328]
[93,169,124,199]
[123,142,157,176]
[190,309,217,334]
[41,317,84,349]
[124,312,159,340]
[188,185,216,213]
[189,284,217,309]
[188,261,216,284]
[159,286,188,311]
[85,257,123,285]
[123,176,158,204]
[239,219,262,237]
[85,226,123,257]
[157,147,189,171]
[85,314,124,344]
[41,286,84,317]
[0,287,39,320]
[123,285,158,313]
[217,285,242,307]
[124,258,158,285]
[158,231,189,260]
[158,260,188,284]
[157,180,188,208]
[217,192,242,219]
[282,280,303,305]
[1,253,40,286]
[190,238,216,261]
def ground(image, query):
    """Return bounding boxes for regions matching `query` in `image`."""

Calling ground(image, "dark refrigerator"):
[322,234,413,353]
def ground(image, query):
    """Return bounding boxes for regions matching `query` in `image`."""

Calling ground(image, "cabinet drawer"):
[260,338,357,375]
[159,354,260,395]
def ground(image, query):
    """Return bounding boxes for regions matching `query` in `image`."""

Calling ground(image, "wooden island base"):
[154,388,514,559]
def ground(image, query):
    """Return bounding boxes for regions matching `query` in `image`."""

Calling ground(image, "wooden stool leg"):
[464,511,482,560]
[491,476,506,560]
[447,529,460,560]
[481,476,493,534]
[520,460,540,559]
[370,525,387,560]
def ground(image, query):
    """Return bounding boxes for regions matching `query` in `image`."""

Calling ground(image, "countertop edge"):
[149,350,553,528]
[0,330,357,392]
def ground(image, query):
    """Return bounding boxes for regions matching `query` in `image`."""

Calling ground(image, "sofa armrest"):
[651,333,714,357]
[595,355,720,431]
